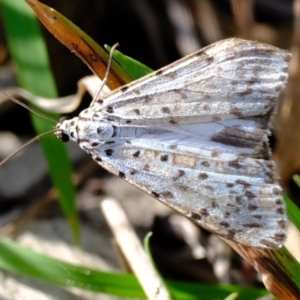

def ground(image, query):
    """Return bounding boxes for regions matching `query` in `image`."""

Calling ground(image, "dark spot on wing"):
[224,212,230,218]
[277,219,286,229]
[212,201,218,208]
[264,172,274,184]
[203,104,209,111]
[246,77,260,85]
[245,191,256,198]
[130,170,137,175]
[228,159,242,169]
[273,233,285,242]
[248,204,258,211]
[276,208,284,215]
[211,151,220,157]
[105,149,113,156]
[204,185,214,191]
[227,183,234,188]
[94,157,102,162]
[230,107,243,117]
[78,138,90,144]
[126,120,132,124]
[155,70,163,76]
[279,74,287,81]
[174,89,187,99]
[253,65,262,73]
[179,185,188,191]
[212,115,221,122]
[237,87,253,97]
[201,161,210,167]
[143,164,150,171]
[200,208,209,216]
[151,191,160,198]
[121,86,129,92]
[198,173,208,180]
[172,170,185,180]
[91,142,99,147]
[169,118,178,124]
[144,95,151,102]
[161,107,171,113]
[134,109,140,115]
[236,196,242,204]
[133,151,140,158]
[107,106,114,113]
[70,120,75,126]
[166,71,177,79]
[169,144,177,150]
[212,127,259,148]
[191,213,201,220]
[112,125,117,137]
[219,221,230,228]
[118,171,126,178]
[160,155,169,162]
[243,223,260,228]
[206,56,214,63]
[223,230,236,240]
[235,207,240,213]
[78,116,88,122]
[235,179,250,187]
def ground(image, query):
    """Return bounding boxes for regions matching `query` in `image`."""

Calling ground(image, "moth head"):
[56,116,114,145]
[55,116,77,143]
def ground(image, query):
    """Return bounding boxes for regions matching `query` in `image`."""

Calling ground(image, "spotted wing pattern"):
[57,38,290,249]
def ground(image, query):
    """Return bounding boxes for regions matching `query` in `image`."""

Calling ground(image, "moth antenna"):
[1,92,58,123]
[91,43,120,105]
[0,128,59,166]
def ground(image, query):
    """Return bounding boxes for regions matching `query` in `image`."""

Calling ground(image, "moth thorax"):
[77,119,114,142]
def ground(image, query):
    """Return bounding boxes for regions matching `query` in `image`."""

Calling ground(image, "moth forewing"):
[98,38,290,127]
[56,38,291,249]
[91,131,285,249]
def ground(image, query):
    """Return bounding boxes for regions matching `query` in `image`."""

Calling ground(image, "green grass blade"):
[0,0,79,241]
[288,178,300,232]
[0,237,270,299]
[105,45,153,80]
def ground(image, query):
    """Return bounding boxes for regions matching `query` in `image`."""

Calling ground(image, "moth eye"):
[58,132,70,142]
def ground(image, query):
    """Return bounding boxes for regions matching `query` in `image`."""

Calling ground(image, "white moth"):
[56,38,290,249]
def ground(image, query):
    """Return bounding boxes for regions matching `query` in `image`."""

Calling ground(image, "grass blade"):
[0,0,79,241]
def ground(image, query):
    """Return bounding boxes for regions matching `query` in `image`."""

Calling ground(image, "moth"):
[56,38,291,249]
